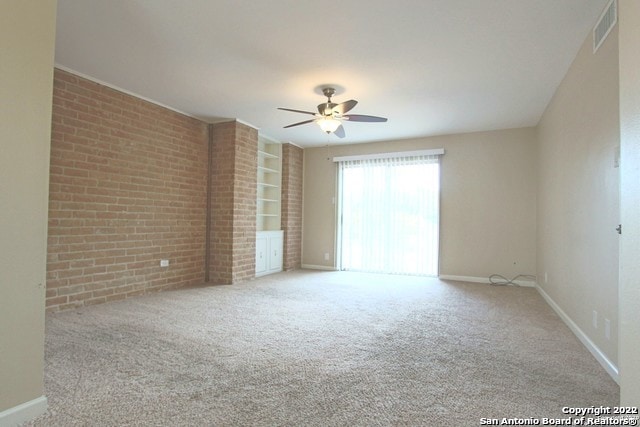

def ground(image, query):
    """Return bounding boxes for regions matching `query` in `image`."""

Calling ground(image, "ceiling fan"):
[278,87,387,138]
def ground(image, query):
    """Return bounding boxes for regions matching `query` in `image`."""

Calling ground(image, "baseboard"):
[438,274,536,287]
[0,396,47,427]
[535,284,619,384]
[301,264,338,271]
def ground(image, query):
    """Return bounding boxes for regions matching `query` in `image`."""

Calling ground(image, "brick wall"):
[281,143,303,270]
[47,69,209,311]
[209,121,257,284]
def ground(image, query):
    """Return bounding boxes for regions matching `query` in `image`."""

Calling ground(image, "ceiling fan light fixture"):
[278,87,386,139]
[317,117,341,134]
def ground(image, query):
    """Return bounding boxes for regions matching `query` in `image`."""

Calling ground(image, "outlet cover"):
[592,310,598,329]
[160,259,169,267]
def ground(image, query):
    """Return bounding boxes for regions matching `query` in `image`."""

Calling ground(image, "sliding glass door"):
[337,153,440,276]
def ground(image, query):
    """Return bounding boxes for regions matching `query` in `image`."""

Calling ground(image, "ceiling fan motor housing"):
[319,87,338,115]
[318,102,338,116]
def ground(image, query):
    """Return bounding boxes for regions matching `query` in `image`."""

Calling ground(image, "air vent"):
[593,0,617,53]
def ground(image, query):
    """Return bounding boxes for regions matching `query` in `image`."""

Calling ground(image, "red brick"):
[47,69,208,310]
[281,144,303,270]
[46,69,302,311]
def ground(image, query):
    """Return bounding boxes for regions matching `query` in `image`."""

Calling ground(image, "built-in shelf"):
[256,136,283,277]
[258,150,279,159]
[258,165,279,174]
[256,136,282,233]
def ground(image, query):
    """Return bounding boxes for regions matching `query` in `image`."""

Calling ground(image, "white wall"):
[618,0,640,405]
[302,128,537,281]
[536,21,620,367]
[0,0,57,422]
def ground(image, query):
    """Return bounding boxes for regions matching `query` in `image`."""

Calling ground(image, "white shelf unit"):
[256,136,283,277]
[256,136,282,232]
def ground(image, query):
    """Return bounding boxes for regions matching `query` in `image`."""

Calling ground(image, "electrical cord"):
[489,274,536,286]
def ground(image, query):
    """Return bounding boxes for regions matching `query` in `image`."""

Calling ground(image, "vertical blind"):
[337,152,441,276]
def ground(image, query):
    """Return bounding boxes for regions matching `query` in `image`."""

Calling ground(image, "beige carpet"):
[25,270,618,426]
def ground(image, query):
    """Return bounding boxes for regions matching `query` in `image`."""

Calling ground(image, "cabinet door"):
[256,235,268,275]
[268,233,283,273]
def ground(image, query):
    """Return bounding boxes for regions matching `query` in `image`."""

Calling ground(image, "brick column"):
[209,121,257,284]
[281,143,303,270]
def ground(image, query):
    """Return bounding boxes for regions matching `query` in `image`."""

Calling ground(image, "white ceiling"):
[55,0,609,148]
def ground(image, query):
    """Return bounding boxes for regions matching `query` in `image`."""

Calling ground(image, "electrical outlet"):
[160,259,169,267]
[544,272,548,284]
[605,319,611,340]
[592,310,598,329]
[324,253,330,261]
